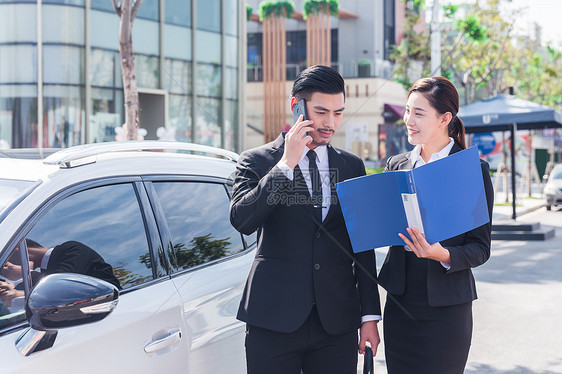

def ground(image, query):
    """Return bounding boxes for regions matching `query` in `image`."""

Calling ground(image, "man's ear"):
[290,97,298,112]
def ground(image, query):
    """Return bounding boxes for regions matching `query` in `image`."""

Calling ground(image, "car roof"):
[1,141,239,184]
[0,158,58,182]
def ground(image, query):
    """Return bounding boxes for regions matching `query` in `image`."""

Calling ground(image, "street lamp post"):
[431,0,441,76]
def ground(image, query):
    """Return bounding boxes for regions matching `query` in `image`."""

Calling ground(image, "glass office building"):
[0,0,244,151]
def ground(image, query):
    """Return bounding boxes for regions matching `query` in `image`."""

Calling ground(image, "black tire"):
[546,205,552,211]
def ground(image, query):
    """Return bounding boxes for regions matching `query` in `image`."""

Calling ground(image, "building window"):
[42,4,84,44]
[164,24,192,60]
[197,63,221,97]
[168,94,191,142]
[0,3,37,43]
[165,0,191,27]
[164,58,191,94]
[0,85,38,148]
[197,0,221,33]
[135,54,159,89]
[43,46,84,85]
[136,0,159,21]
[91,0,114,12]
[0,45,37,84]
[196,30,222,64]
[91,87,122,143]
[224,67,238,100]
[42,0,84,5]
[42,85,84,148]
[195,97,221,148]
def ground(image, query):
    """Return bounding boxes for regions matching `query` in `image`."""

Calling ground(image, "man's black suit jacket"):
[230,133,381,335]
[378,143,494,306]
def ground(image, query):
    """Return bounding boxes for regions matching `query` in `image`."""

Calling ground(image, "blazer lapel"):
[403,151,415,170]
[448,142,463,156]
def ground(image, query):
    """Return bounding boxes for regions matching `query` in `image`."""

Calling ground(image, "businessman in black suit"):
[230,65,381,374]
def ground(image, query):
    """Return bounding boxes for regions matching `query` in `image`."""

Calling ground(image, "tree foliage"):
[247,4,253,21]
[504,43,562,108]
[391,0,562,109]
[389,0,430,89]
[258,0,295,20]
[302,0,339,19]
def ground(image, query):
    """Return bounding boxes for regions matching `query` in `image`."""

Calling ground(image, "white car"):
[0,142,255,373]
[544,164,562,211]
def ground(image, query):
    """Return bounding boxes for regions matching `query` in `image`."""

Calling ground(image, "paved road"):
[359,206,562,374]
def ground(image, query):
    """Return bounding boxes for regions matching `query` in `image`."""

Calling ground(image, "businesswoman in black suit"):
[378,76,494,374]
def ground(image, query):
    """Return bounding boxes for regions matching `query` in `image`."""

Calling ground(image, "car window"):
[0,179,37,220]
[152,181,245,271]
[0,243,27,329]
[26,183,154,289]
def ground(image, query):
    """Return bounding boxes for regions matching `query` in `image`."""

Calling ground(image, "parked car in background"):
[544,164,562,211]
[0,142,255,373]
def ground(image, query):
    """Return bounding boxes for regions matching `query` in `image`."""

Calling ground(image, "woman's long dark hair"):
[408,77,466,149]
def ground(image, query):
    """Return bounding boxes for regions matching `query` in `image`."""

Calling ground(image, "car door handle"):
[144,329,182,353]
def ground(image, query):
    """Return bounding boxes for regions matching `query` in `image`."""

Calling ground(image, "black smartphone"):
[292,98,308,124]
[292,98,308,137]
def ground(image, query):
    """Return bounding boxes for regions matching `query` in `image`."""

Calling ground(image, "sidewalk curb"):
[519,202,546,216]
[493,202,545,222]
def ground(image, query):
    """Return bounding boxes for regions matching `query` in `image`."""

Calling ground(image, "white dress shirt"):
[277,146,382,323]
[40,247,54,270]
[277,146,331,221]
[408,138,455,270]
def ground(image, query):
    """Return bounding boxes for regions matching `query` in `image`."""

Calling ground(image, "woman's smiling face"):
[403,92,448,146]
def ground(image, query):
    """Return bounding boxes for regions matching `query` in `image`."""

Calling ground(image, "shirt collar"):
[40,247,54,270]
[300,145,328,163]
[411,138,455,166]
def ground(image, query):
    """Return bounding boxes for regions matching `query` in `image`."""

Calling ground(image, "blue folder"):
[336,146,490,253]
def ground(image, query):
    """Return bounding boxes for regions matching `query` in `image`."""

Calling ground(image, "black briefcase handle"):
[363,346,374,374]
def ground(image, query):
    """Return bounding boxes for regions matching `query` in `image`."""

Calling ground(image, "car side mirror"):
[16,273,119,356]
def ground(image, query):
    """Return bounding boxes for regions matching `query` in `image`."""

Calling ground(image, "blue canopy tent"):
[459,94,562,219]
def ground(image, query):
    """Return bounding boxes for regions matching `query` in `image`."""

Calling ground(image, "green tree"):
[392,0,562,108]
[175,234,231,270]
[505,44,562,108]
[390,0,431,90]
[440,0,514,104]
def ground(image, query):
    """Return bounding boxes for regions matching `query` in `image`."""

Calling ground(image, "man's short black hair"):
[291,65,345,101]
[25,239,43,249]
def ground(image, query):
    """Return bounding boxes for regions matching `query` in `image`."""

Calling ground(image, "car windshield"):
[0,178,36,215]
[552,171,562,180]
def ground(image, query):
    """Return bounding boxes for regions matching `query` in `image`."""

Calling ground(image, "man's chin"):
[311,137,331,147]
